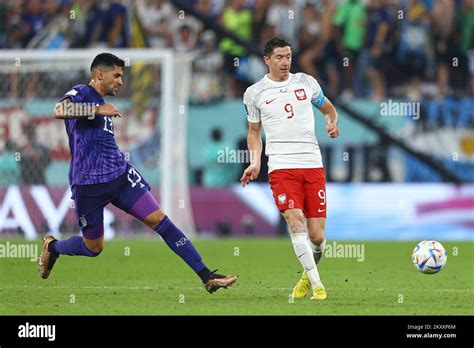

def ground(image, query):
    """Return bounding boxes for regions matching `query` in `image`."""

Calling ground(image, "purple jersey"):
[59,84,127,186]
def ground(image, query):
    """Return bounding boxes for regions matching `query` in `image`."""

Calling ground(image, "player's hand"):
[240,164,260,187]
[326,121,340,138]
[97,103,122,118]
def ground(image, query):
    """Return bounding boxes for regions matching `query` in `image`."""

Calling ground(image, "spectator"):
[201,128,235,187]
[26,0,70,49]
[17,123,51,185]
[96,1,128,48]
[67,0,100,48]
[237,24,275,84]
[170,16,202,53]
[0,0,7,48]
[395,0,432,100]
[73,0,127,48]
[361,0,391,100]
[299,0,340,97]
[77,1,109,48]
[9,0,45,48]
[194,0,217,22]
[218,0,252,98]
[458,0,474,95]
[431,0,457,98]
[298,2,320,49]
[191,30,224,104]
[266,0,303,50]
[251,0,272,44]
[4,0,23,48]
[333,0,367,99]
[136,0,174,48]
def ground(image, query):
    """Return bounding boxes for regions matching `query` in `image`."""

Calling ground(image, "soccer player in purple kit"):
[39,53,237,293]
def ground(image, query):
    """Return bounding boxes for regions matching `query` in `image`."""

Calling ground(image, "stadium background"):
[0,0,472,242]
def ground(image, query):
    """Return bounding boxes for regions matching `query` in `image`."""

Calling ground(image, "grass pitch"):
[0,239,472,315]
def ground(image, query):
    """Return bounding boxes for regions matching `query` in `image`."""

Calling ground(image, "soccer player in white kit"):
[240,37,340,300]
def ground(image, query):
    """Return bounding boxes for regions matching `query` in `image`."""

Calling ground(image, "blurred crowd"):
[0,0,473,102]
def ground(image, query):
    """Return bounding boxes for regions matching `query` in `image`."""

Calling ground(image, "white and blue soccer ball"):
[412,240,447,274]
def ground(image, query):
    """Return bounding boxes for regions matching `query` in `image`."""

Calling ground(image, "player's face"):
[102,65,124,96]
[265,46,292,81]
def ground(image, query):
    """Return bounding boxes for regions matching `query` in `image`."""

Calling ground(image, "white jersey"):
[243,72,327,173]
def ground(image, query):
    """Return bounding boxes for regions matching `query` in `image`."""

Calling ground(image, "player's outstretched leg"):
[138,205,237,293]
[153,215,237,293]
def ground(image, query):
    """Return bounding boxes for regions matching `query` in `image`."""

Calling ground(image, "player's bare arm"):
[317,99,340,138]
[240,121,262,186]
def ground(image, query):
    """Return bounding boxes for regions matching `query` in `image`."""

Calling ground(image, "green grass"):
[0,239,472,315]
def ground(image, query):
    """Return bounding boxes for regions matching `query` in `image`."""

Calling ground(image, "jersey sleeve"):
[243,89,261,123]
[304,75,327,109]
[59,86,85,103]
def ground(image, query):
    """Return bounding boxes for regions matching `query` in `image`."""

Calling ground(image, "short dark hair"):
[90,53,125,72]
[264,37,291,57]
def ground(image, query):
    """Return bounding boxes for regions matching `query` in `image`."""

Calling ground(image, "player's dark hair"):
[90,53,125,72]
[264,37,291,57]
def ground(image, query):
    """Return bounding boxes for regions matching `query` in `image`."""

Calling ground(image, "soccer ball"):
[412,240,447,274]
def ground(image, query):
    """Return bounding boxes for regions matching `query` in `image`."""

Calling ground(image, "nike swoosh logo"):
[265,98,276,104]
[297,252,306,258]
[318,209,326,213]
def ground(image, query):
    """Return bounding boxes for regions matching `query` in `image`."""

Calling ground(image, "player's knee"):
[309,233,325,246]
[283,210,306,234]
[88,245,103,256]
[144,209,166,228]
[290,221,306,234]
[291,212,306,227]
[83,238,103,256]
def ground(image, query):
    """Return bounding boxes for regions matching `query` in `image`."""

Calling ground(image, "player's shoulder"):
[71,84,90,92]
[244,77,265,95]
[243,76,271,102]
[64,84,89,96]
[293,72,318,85]
[293,72,323,93]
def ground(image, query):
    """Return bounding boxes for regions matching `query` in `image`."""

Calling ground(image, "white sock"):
[291,233,322,288]
[309,238,326,254]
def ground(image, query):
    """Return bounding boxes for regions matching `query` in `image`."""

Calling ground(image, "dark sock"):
[48,240,57,254]
[198,267,212,283]
[50,236,101,257]
[154,216,207,281]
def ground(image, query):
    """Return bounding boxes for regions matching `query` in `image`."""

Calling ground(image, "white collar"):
[263,73,292,87]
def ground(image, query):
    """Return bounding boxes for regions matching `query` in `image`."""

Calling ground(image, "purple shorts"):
[72,164,160,240]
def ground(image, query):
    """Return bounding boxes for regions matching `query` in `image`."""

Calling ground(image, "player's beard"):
[107,85,119,96]
[280,70,289,80]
